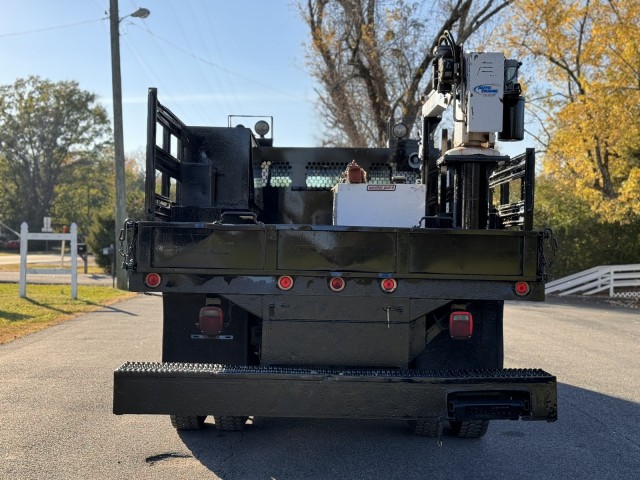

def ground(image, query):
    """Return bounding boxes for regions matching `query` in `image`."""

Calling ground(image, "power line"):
[132,23,306,101]
[0,18,103,38]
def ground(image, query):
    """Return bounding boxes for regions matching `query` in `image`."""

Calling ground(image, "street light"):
[109,0,149,289]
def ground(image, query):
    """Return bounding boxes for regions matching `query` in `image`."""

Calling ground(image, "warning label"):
[366,185,396,191]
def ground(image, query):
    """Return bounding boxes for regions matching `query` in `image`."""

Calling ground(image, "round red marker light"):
[144,273,162,288]
[329,277,346,292]
[277,275,294,291]
[380,278,397,293]
[514,282,530,296]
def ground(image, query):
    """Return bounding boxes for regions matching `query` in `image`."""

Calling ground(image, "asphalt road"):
[0,253,112,285]
[1,295,638,480]
[0,253,63,265]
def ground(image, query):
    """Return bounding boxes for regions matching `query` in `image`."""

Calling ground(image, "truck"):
[113,33,557,438]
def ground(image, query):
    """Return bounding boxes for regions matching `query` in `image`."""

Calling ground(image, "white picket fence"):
[545,264,640,298]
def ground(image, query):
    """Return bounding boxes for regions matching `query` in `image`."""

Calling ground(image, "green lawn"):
[0,284,136,343]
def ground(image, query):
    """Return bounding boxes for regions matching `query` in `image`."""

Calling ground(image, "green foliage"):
[86,208,116,274]
[52,157,113,238]
[0,76,112,231]
[536,175,640,280]
[84,155,146,274]
[124,154,147,221]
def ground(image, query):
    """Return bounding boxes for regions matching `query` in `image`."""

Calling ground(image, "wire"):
[0,18,103,38]
[132,23,305,101]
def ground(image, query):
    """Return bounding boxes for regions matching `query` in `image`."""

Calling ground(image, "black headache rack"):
[113,363,557,422]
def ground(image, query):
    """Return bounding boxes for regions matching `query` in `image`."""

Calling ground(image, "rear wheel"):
[450,419,489,438]
[214,416,248,431]
[170,415,206,430]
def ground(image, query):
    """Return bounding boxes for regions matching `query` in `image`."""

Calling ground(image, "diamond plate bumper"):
[113,362,557,421]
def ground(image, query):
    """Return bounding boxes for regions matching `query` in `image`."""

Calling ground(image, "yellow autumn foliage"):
[500,0,640,223]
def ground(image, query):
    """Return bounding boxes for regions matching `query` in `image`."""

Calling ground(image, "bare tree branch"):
[299,0,513,146]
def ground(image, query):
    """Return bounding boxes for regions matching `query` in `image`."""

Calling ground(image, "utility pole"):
[109,0,149,289]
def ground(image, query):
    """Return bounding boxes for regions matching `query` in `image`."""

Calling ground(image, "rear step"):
[113,362,557,421]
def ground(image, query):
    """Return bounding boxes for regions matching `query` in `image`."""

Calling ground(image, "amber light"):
[380,278,397,293]
[277,275,294,291]
[144,273,161,288]
[329,277,346,292]
[514,282,530,296]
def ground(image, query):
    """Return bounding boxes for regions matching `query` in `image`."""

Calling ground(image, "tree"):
[52,157,113,238]
[299,0,514,147]
[498,0,640,223]
[86,156,146,272]
[536,174,640,279]
[0,76,111,230]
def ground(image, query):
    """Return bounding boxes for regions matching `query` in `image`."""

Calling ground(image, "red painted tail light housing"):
[449,311,473,340]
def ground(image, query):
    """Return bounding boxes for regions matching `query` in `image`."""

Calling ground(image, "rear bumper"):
[113,362,557,422]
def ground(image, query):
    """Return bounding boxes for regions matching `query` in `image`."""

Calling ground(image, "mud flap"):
[113,362,557,421]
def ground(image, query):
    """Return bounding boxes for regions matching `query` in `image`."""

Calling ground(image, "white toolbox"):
[332,183,426,228]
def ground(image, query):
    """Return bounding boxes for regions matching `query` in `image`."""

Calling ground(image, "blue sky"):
[0,0,318,154]
[0,0,530,157]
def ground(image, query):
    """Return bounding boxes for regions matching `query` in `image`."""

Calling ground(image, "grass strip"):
[0,284,136,344]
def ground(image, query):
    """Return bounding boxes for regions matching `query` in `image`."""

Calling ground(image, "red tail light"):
[329,277,346,292]
[380,278,397,293]
[198,306,224,336]
[277,275,294,291]
[144,273,161,288]
[449,311,473,340]
[514,282,530,296]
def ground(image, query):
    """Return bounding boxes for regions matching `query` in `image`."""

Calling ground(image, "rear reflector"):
[380,278,397,293]
[514,282,530,296]
[199,306,224,335]
[277,275,294,291]
[144,273,161,288]
[449,311,473,340]
[329,277,346,292]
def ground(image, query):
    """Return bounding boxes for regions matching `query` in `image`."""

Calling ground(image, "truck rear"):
[114,40,557,438]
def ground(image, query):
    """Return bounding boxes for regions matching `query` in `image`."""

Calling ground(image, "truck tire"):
[450,419,489,438]
[170,415,206,430]
[408,417,441,437]
[214,416,248,431]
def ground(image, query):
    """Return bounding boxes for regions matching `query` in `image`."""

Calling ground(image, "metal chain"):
[118,219,137,271]
[539,228,558,282]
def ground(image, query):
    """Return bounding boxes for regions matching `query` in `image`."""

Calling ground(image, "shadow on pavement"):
[175,383,640,480]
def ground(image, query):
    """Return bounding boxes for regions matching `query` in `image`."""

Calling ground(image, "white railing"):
[545,264,640,298]
[19,222,78,299]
